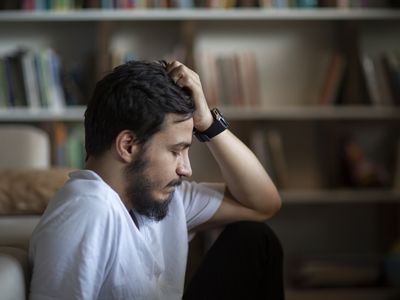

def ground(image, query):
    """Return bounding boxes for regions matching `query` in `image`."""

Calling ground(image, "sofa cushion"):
[0,168,71,215]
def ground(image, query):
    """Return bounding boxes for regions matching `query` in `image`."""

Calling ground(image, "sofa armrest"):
[0,216,40,249]
[0,247,29,300]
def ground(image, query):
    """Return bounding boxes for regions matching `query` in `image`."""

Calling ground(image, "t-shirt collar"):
[69,169,104,182]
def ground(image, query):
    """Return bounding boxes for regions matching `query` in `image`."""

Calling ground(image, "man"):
[29,60,283,299]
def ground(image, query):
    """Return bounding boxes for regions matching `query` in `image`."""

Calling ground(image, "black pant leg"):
[183,221,284,300]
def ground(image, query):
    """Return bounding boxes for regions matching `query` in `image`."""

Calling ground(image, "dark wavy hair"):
[84,60,195,158]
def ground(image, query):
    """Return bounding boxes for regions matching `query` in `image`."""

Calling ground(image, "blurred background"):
[0,0,400,299]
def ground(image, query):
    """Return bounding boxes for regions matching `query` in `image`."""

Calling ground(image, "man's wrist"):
[194,113,213,132]
[194,108,229,142]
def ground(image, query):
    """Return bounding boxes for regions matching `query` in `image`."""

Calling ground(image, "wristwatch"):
[194,108,229,142]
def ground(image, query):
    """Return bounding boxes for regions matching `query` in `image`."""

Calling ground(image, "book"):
[47,49,66,110]
[265,130,288,189]
[34,49,66,110]
[61,67,87,106]
[6,51,28,107]
[66,125,85,169]
[246,51,261,106]
[393,138,400,190]
[0,0,21,10]
[194,50,261,107]
[361,54,383,106]
[296,0,318,7]
[3,56,16,107]
[22,0,35,10]
[319,52,347,106]
[375,53,395,106]
[194,51,219,107]
[21,51,41,109]
[36,50,50,107]
[0,58,10,108]
[52,122,68,166]
[50,122,85,168]
[362,53,397,106]
[382,51,400,106]
[215,55,231,106]
[249,129,278,185]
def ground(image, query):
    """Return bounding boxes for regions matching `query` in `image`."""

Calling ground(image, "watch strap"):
[194,108,229,142]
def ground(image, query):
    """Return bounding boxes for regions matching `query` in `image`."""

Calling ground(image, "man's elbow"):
[259,191,282,221]
[270,192,282,215]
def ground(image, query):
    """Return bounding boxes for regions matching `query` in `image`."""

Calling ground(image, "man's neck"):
[86,155,132,211]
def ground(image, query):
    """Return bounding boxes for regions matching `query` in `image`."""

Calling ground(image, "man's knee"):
[223,221,283,260]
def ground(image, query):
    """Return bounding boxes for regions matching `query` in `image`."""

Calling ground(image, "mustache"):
[167,178,182,188]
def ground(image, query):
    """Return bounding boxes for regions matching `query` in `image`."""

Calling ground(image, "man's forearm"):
[207,129,281,218]
[165,61,281,218]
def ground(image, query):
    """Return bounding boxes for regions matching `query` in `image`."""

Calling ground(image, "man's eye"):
[172,151,180,157]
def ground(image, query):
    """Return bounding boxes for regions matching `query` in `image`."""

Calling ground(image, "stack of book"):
[0,48,86,110]
[361,51,400,107]
[0,49,65,110]
[195,51,261,107]
[2,0,395,11]
[318,49,400,107]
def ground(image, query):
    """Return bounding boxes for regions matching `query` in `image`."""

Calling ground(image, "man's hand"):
[166,61,281,227]
[166,61,213,132]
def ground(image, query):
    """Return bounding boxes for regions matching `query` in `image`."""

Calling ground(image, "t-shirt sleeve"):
[179,181,224,232]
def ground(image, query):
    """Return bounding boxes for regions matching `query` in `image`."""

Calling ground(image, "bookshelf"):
[0,8,400,21]
[222,105,400,120]
[281,189,400,204]
[0,107,85,121]
[286,287,400,300]
[1,4,400,299]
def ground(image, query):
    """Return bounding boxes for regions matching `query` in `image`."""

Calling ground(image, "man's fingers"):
[166,60,182,73]
[167,63,188,86]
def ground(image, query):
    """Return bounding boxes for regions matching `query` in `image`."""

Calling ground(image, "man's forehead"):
[159,113,194,140]
[167,113,193,124]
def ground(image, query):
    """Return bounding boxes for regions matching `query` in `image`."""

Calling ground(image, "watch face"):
[194,108,229,142]
[212,108,229,128]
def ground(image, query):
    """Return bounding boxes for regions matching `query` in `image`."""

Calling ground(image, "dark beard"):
[125,149,181,222]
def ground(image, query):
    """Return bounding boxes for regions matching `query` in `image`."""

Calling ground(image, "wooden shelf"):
[222,106,400,121]
[0,106,399,122]
[0,8,399,22]
[281,189,400,204]
[0,107,85,122]
[286,287,400,300]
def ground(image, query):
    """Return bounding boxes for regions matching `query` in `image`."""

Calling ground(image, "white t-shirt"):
[29,170,223,300]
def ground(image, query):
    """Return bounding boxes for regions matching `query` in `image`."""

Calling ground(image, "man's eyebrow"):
[170,142,192,149]
[173,114,193,123]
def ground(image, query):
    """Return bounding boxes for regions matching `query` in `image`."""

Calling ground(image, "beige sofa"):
[0,167,70,300]
[0,216,40,300]
[0,125,50,300]
[0,124,72,300]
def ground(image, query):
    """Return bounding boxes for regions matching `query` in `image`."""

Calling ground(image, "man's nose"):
[177,154,192,178]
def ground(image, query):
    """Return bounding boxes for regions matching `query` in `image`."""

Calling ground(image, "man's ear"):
[114,130,139,163]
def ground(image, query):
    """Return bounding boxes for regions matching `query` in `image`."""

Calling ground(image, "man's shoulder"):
[43,171,124,222]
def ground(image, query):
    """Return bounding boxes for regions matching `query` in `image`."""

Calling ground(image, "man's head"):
[84,60,195,221]
[85,60,195,157]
